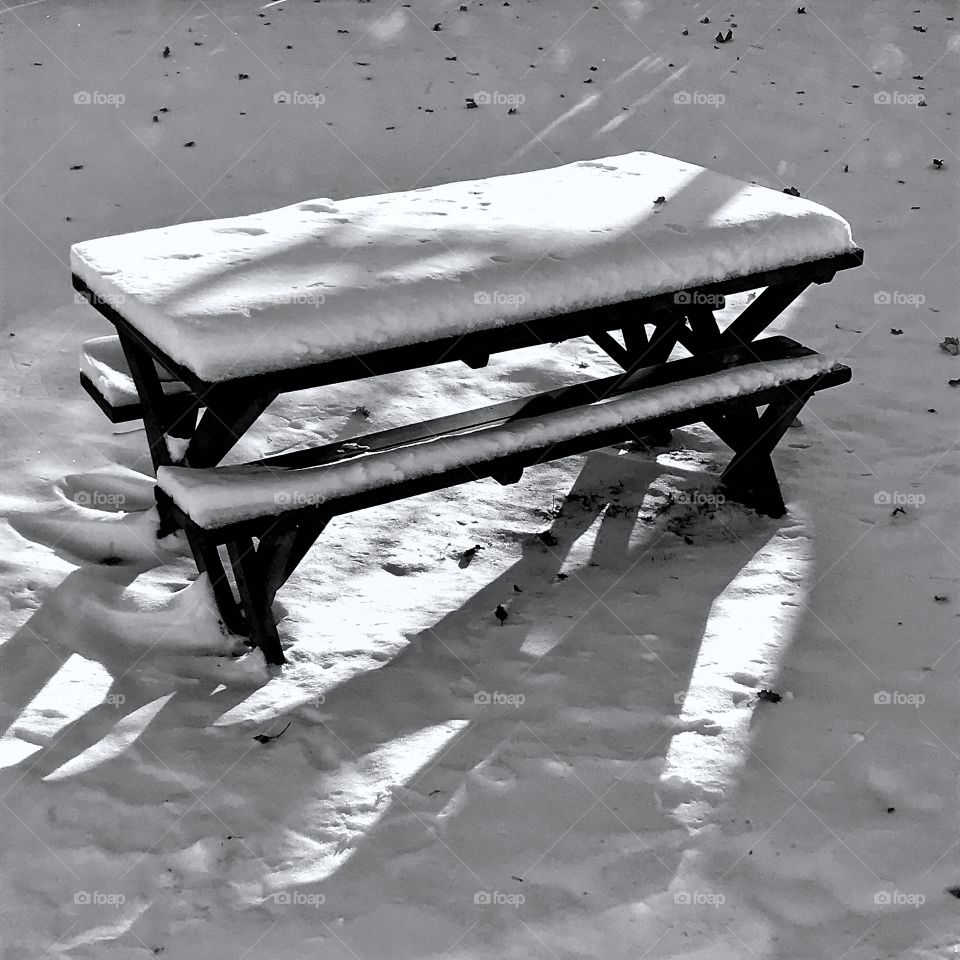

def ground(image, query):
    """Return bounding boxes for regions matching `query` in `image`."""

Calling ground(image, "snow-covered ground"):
[0,1,957,958]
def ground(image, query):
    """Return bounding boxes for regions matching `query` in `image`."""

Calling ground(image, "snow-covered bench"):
[152,337,848,663]
[71,151,862,663]
[80,334,193,427]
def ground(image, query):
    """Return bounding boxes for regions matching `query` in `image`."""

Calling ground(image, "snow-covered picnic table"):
[71,151,858,383]
[72,151,862,664]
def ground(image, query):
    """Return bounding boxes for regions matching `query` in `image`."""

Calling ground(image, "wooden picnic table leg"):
[258,517,329,607]
[184,385,279,467]
[226,537,286,665]
[185,530,247,636]
[719,279,812,349]
[717,384,819,518]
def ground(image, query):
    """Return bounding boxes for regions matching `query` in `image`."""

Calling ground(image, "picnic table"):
[72,151,862,664]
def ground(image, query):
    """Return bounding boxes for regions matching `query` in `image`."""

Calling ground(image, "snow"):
[2,1,958,958]
[70,152,856,382]
[80,335,189,409]
[158,353,843,529]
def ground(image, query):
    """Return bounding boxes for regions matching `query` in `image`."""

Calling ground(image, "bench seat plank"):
[81,335,189,420]
[158,351,845,531]
[71,151,858,383]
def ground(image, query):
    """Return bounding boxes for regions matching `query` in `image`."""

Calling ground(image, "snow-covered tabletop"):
[71,152,857,383]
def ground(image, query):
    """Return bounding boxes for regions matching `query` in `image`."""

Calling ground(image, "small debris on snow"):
[458,544,483,567]
[782,186,801,197]
[699,15,710,23]
[932,158,944,169]
[352,404,371,418]
[933,594,949,603]
[162,45,171,58]
[337,442,370,454]
[890,328,904,335]
[494,603,509,626]
[653,195,666,205]
[253,722,291,744]
[465,97,478,108]
[757,689,782,703]
[939,336,959,356]
[536,530,559,547]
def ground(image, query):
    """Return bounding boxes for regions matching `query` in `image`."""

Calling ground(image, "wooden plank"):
[258,517,329,605]
[719,279,811,348]
[185,387,278,467]
[255,337,818,472]
[226,538,286,665]
[199,364,851,543]
[72,250,861,399]
[117,334,175,469]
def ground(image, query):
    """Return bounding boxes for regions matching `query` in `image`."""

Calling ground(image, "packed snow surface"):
[71,151,856,382]
[158,353,843,529]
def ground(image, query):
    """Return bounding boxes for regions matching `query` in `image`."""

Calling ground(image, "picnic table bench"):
[71,151,862,665]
